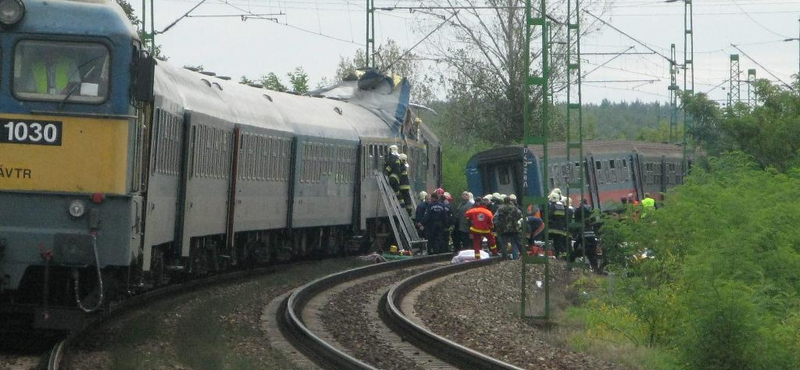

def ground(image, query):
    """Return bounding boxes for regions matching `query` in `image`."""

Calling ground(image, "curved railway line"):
[279,255,527,370]
[46,266,278,370]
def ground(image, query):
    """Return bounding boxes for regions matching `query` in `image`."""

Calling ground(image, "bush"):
[585,152,800,370]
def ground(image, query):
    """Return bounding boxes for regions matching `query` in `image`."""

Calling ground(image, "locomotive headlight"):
[0,0,24,26]
[68,200,86,218]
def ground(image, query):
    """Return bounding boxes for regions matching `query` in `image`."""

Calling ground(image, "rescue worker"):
[627,193,640,206]
[569,199,600,272]
[453,191,472,252]
[641,192,656,219]
[465,197,498,259]
[398,153,414,216]
[27,56,79,95]
[494,197,524,260]
[490,192,502,214]
[384,145,402,205]
[548,192,569,257]
[414,191,429,238]
[422,193,450,254]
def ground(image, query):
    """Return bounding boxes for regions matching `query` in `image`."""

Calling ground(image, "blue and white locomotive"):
[0,0,440,330]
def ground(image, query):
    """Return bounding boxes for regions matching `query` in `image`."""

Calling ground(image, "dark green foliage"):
[590,153,800,369]
[287,67,309,94]
[684,79,800,171]
[261,72,287,92]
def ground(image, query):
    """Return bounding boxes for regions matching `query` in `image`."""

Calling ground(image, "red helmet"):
[434,188,445,195]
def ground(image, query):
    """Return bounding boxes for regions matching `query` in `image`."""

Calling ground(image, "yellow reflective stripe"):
[549,229,567,236]
[55,60,71,92]
[470,227,491,234]
[399,185,411,190]
[33,62,47,94]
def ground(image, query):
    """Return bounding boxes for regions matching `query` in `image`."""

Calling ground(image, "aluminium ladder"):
[374,170,427,253]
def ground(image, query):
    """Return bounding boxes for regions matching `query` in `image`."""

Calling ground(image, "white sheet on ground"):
[451,249,491,264]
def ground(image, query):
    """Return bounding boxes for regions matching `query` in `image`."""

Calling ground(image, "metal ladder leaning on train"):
[0,0,441,331]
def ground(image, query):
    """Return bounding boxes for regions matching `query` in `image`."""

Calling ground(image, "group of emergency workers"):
[414,189,542,261]
[387,144,654,269]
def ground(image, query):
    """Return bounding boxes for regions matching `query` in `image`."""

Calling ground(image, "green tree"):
[419,0,611,144]
[287,67,309,93]
[590,152,800,369]
[260,72,287,92]
[239,76,255,85]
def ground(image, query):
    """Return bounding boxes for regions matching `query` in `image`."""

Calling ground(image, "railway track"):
[46,266,277,370]
[279,255,526,370]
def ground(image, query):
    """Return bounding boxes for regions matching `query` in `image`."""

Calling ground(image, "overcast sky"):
[135,0,800,105]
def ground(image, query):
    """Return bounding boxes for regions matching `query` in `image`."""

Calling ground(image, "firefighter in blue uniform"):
[422,193,450,254]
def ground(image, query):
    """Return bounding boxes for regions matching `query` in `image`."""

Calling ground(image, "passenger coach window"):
[14,40,110,103]
[498,166,510,185]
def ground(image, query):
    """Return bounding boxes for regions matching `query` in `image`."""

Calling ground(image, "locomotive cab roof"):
[12,0,138,41]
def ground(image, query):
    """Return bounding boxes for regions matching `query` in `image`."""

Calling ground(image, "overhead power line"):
[382,11,459,72]
[584,11,677,66]
[731,0,791,39]
[216,0,363,45]
[731,43,795,90]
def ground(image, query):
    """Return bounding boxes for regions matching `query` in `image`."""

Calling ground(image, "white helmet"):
[419,191,428,201]
[389,145,399,154]
[399,153,408,161]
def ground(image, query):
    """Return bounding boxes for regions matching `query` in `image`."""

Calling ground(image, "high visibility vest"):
[33,59,72,94]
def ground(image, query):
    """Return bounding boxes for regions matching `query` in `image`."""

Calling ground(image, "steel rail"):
[278,254,451,370]
[382,258,527,370]
[47,266,277,370]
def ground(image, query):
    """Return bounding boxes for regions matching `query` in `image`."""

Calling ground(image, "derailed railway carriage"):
[467,141,685,211]
[0,0,440,330]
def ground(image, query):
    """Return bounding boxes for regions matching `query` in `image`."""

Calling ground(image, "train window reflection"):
[14,40,110,103]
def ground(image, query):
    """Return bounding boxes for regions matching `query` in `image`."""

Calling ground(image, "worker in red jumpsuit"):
[464,197,498,259]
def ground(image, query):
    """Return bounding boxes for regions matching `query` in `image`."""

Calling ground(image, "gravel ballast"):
[320,265,446,370]
[415,259,624,370]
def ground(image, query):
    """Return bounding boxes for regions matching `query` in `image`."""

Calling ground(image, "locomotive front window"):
[13,40,110,103]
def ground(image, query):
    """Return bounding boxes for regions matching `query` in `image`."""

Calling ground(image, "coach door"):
[630,153,644,201]
[494,164,515,195]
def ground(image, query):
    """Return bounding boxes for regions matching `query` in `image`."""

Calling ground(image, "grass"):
[518,270,680,370]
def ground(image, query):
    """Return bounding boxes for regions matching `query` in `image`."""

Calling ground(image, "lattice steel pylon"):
[747,69,757,106]
[729,54,740,107]
[565,0,585,264]
[521,0,551,320]
[669,44,679,144]
[365,0,376,68]
[682,0,694,178]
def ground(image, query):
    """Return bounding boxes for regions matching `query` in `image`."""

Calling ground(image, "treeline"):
[567,79,800,370]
